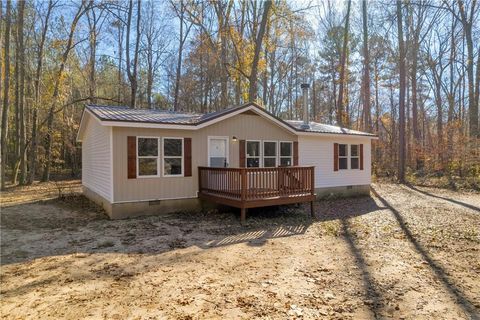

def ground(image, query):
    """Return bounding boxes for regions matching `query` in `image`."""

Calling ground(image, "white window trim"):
[137,136,160,178]
[350,144,360,170]
[207,136,230,167]
[162,137,184,177]
[279,141,293,167]
[246,140,262,168]
[338,143,349,170]
[262,140,278,167]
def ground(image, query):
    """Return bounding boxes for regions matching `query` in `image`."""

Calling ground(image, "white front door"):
[208,137,229,167]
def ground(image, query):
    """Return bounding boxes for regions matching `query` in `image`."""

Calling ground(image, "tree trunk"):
[396,0,406,182]
[28,0,53,184]
[411,54,421,169]
[435,80,444,168]
[0,0,12,190]
[173,0,185,111]
[362,0,371,132]
[475,44,480,113]
[117,15,124,103]
[42,2,87,182]
[17,0,26,185]
[447,13,457,169]
[337,0,351,127]
[126,0,141,109]
[456,0,478,137]
[214,1,232,107]
[87,7,97,104]
[248,0,272,102]
[11,0,26,185]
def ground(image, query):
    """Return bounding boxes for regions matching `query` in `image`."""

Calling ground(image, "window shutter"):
[360,143,364,170]
[184,137,192,176]
[127,136,137,179]
[239,140,246,167]
[293,141,299,166]
[334,143,339,171]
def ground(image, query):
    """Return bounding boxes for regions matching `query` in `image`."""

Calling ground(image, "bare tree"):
[0,0,12,190]
[361,0,371,132]
[337,0,351,127]
[42,1,90,181]
[214,0,234,107]
[397,0,406,182]
[141,2,168,109]
[126,0,142,108]
[11,0,27,185]
[248,0,272,102]
[28,0,54,184]
[172,0,193,111]
[86,2,105,104]
[444,0,478,137]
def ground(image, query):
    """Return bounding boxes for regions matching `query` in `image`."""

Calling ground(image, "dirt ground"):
[1,182,479,319]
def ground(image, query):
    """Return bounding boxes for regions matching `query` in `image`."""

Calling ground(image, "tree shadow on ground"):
[371,186,479,320]
[341,217,384,318]
[403,184,480,212]
[1,195,388,303]
[0,195,385,266]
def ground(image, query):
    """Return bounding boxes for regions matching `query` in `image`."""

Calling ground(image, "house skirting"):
[83,186,204,219]
[314,184,370,199]
[83,186,113,216]
[83,184,370,219]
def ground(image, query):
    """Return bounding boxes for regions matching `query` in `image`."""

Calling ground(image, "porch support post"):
[240,208,247,224]
[310,166,315,218]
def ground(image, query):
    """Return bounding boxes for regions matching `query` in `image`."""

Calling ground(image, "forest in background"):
[0,0,479,190]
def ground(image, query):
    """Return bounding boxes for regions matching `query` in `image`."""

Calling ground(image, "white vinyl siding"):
[81,114,112,201]
[298,136,371,188]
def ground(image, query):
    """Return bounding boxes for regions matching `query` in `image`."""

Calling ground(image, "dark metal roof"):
[85,103,376,137]
[86,104,203,124]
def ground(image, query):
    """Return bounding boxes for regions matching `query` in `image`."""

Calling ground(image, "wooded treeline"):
[0,0,478,190]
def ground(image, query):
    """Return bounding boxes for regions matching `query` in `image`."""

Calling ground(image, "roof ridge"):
[84,103,376,137]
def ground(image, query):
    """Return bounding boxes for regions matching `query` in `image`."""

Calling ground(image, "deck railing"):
[198,166,315,202]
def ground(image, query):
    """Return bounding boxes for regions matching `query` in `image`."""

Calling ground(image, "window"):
[339,144,348,170]
[350,144,359,169]
[163,138,183,176]
[280,142,293,166]
[246,141,261,167]
[263,141,277,167]
[137,137,159,177]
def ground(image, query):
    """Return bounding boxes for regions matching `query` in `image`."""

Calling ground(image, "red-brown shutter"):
[293,141,299,166]
[334,143,339,171]
[127,136,136,179]
[360,143,364,170]
[239,140,246,167]
[184,137,192,176]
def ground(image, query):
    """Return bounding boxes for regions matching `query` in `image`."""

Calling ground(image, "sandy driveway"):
[1,182,479,319]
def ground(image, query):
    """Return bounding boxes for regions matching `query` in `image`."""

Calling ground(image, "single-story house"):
[77,99,377,221]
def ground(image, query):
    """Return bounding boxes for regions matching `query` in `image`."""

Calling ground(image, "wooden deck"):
[198,166,316,223]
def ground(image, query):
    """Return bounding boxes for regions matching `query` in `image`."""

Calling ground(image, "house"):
[76,93,377,221]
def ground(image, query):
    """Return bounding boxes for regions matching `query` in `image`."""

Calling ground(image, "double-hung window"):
[137,137,159,177]
[246,141,261,167]
[263,141,277,167]
[280,142,293,166]
[350,144,359,169]
[338,144,348,170]
[163,138,183,176]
